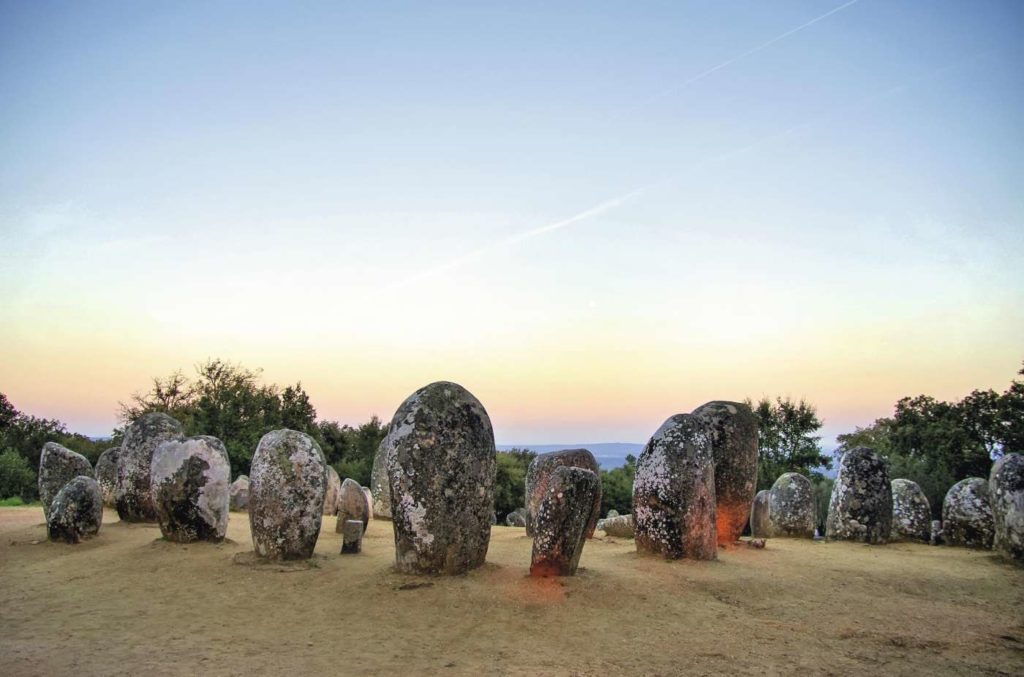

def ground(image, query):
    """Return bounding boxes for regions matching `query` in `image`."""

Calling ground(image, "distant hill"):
[496,443,643,469]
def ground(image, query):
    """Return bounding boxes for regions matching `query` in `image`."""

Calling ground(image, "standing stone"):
[387,381,496,575]
[633,414,717,560]
[600,513,635,538]
[607,509,620,519]
[249,429,327,560]
[942,477,994,549]
[335,478,370,534]
[693,401,759,545]
[116,413,184,522]
[506,507,528,527]
[990,454,1024,563]
[750,490,771,538]
[48,476,103,544]
[230,475,250,511]
[94,446,120,508]
[825,447,892,544]
[362,487,374,522]
[151,436,231,543]
[323,466,343,516]
[38,442,94,522]
[340,519,363,554]
[890,479,931,543]
[768,473,815,538]
[929,520,944,546]
[530,466,601,576]
[525,449,601,538]
[370,434,392,519]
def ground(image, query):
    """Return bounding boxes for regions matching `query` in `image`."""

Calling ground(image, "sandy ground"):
[1,507,1022,676]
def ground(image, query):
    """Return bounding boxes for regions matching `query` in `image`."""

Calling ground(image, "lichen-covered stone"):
[530,466,601,576]
[386,381,496,575]
[825,447,892,544]
[990,454,1024,563]
[750,490,771,538]
[230,475,250,511]
[633,414,716,560]
[600,513,635,538]
[930,520,943,546]
[370,434,392,519]
[506,507,528,527]
[340,519,363,554]
[116,413,184,522]
[94,446,119,508]
[693,401,759,545]
[606,509,620,519]
[362,487,374,522]
[942,477,994,549]
[768,473,815,538]
[249,429,327,560]
[335,478,370,534]
[38,442,94,522]
[47,476,103,544]
[151,436,231,543]
[525,449,601,539]
[890,479,931,543]
[323,466,342,516]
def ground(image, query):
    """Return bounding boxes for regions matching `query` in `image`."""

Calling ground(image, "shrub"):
[0,448,37,501]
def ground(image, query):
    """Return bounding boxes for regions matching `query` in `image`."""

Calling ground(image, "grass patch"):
[0,497,40,507]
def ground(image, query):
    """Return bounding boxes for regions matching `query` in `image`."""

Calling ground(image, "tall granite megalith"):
[525,448,601,538]
[116,413,184,522]
[825,447,892,544]
[693,401,759,545]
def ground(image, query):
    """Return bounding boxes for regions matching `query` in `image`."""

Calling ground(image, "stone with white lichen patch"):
[323,466,342,516]
[633,413,717,560]
[94,446,119,508]
[335,477,370,534]
[151,435,231,543]
[370,434,393,519]
[942,477,994,549]
[38,442,94,522]
[530,466,600,576]
[48,475,103,544]
[525,449,601,539]
[749,489,771,538]
[249,429,327,560]
[825,447,892,544]
[693,401,759,545]
[386,381,496,575]
[116,413,185,522]
[890,478,931,543]
[990,454,1024,564]
[768,473,815,539]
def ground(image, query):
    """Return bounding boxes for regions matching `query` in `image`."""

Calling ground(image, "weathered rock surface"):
[633,414,717,560]
[750,489,771,538]
[530,466,601,576]
[323,466,342,516]
[768,473,815,539]
[942,477,994,549]
[693,401,759,545]
[890,478,931,543]
[990,454,1024,563]
[930,519,943,546]
[599,514,635,538]
[335,478,370,534]
[230,475,250,511]
[362,487,374,522]
[94,446,120,508]
[249,429,327,560]
[606,509,620,519]
[370,434,392,519]
[340,519,363,554]
[47,476,103,544]
[505,507,528,527]
[38,442,94,521]
[151,436,231,543]
[116,413,184,522]
[825,447,892,544]
[525,449,601,538]
[387,381,496,575]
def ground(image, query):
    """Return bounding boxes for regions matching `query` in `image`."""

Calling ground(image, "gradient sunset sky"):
[2,1,1022,447]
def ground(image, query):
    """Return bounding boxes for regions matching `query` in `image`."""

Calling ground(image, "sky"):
[1,1,1022,447]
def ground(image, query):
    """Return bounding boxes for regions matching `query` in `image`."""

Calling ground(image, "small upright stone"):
[750,490,771,538]
[530,466,601,576]
[606,509,620,519]
[340,519,363,554]
[825,447,892,544]
[249,429,328,560]
[116,413,184,522]
[942,477,994,549]
[768,473,815,539]
[890,479,931,543]
[335,478,370,534]
[48,476,103,544]
[323,466,342,516]
[370,434,392,519]
[38,442,94,521]
[990,454,1024,563]
[151,436,231,543]
[633,414,717,560]
[525,449,601,538]
[94,446,120,507]
[506,507,528,527]
[692,401,759,545]
[230,475,250,511]
[930,520,944,546]
[387,381,496,575]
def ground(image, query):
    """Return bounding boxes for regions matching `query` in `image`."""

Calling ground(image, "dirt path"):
[1,507,1022,676]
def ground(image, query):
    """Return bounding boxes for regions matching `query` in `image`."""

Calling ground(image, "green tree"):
[599,454,637,516]
[0,448,36,500]
[748,396,830,490]
[494,448,536,521]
